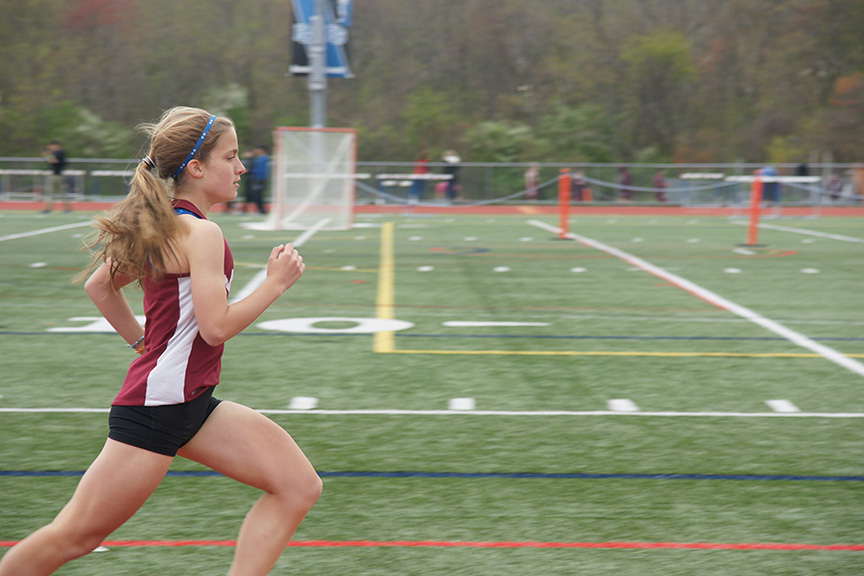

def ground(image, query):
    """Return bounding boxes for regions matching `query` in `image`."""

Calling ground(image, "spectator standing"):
[826,174,843,202]
[571,171,588,202]
[618,166,633,201]
[42,140,71,213]
[652,168,668,202]
[760,166,780,204]
[244,145,270,214]
[442,150,461,203]
[524,163,540,201]
[410,151,429,203]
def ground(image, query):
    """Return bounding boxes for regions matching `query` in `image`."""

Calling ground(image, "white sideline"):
[528,219,864,378]
[0,221,92,242]
[735,221,864,244]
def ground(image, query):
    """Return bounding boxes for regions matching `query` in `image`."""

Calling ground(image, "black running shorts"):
[108,388,222,456]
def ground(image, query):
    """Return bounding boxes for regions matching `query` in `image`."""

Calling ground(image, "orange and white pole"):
[745,172,763,246]
[558,168,571,239]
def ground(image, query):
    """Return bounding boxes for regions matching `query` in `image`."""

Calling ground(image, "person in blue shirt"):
[760,166,780,204]
[242,145,270,214]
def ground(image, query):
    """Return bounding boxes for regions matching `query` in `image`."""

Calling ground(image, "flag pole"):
[309,0,327,128]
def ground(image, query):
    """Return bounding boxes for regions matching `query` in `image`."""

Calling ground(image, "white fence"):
[0,159,861,207]
[0,169,87,202]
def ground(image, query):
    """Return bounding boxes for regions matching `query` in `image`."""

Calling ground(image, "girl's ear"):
[185,159,204,178]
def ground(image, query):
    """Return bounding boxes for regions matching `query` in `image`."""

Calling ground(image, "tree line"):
[0,0,861,164]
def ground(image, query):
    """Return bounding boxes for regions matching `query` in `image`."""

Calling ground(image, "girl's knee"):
[286,468,322,510]
[303,472,323,506]
[45,522,109,562]
[273,466,321,510]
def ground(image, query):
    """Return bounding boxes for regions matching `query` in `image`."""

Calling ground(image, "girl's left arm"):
[187,220,303,347]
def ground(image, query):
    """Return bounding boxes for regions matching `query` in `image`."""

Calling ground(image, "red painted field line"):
[2,540,862,551]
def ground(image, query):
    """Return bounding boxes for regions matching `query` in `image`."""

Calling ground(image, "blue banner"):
[290,0,353,78]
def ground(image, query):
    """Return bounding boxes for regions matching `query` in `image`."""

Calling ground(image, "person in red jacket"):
[410,150,429,203]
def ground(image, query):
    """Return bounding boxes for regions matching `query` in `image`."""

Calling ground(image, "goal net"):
[253,127,356,231]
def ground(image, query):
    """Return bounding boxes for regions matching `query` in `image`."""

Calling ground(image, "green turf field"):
[1,209,863,575]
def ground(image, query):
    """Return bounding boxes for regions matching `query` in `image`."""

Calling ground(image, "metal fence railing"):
[1,157,861,208]
[354,161,863,208]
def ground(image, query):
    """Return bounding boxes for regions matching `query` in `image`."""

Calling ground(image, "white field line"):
[289,396,319,410]
[230,218,330,303]
[448,398,477,411]
[0,221,92,242]
[528,219,864,378]
[734,221,864,244]
[443,321,550,327]
[608,399,640,412]
[765,399,800,413]
[259,409,864,418]
[0,407,862,418]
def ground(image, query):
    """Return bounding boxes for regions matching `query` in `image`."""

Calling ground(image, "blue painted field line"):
[2,470,862,482]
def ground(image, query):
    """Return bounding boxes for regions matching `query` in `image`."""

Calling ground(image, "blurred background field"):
[1,209,863,575]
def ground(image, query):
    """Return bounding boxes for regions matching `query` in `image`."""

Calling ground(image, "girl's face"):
[200,128,245,203]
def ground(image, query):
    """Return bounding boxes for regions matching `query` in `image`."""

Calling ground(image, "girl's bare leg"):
[0,439,173,576]
[177,401,322,576]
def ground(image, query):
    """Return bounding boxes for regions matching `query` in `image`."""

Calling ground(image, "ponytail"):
[81,157,185,285]
[79,106,231,285]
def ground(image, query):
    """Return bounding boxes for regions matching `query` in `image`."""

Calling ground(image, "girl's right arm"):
[84,262,144,347]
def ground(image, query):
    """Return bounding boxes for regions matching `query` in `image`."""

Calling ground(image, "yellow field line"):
[371,220,862,360]
[374,222,396,353]
[383,349,864,358]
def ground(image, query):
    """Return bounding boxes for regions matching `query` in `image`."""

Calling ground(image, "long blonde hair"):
[82,107,234,284]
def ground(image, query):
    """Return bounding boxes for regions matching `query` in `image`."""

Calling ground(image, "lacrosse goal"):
[252,127,357,231]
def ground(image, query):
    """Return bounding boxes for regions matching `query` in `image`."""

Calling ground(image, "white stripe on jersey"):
[145,276,198,406]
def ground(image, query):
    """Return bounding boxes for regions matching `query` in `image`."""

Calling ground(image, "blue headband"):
[171,115,216,179]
